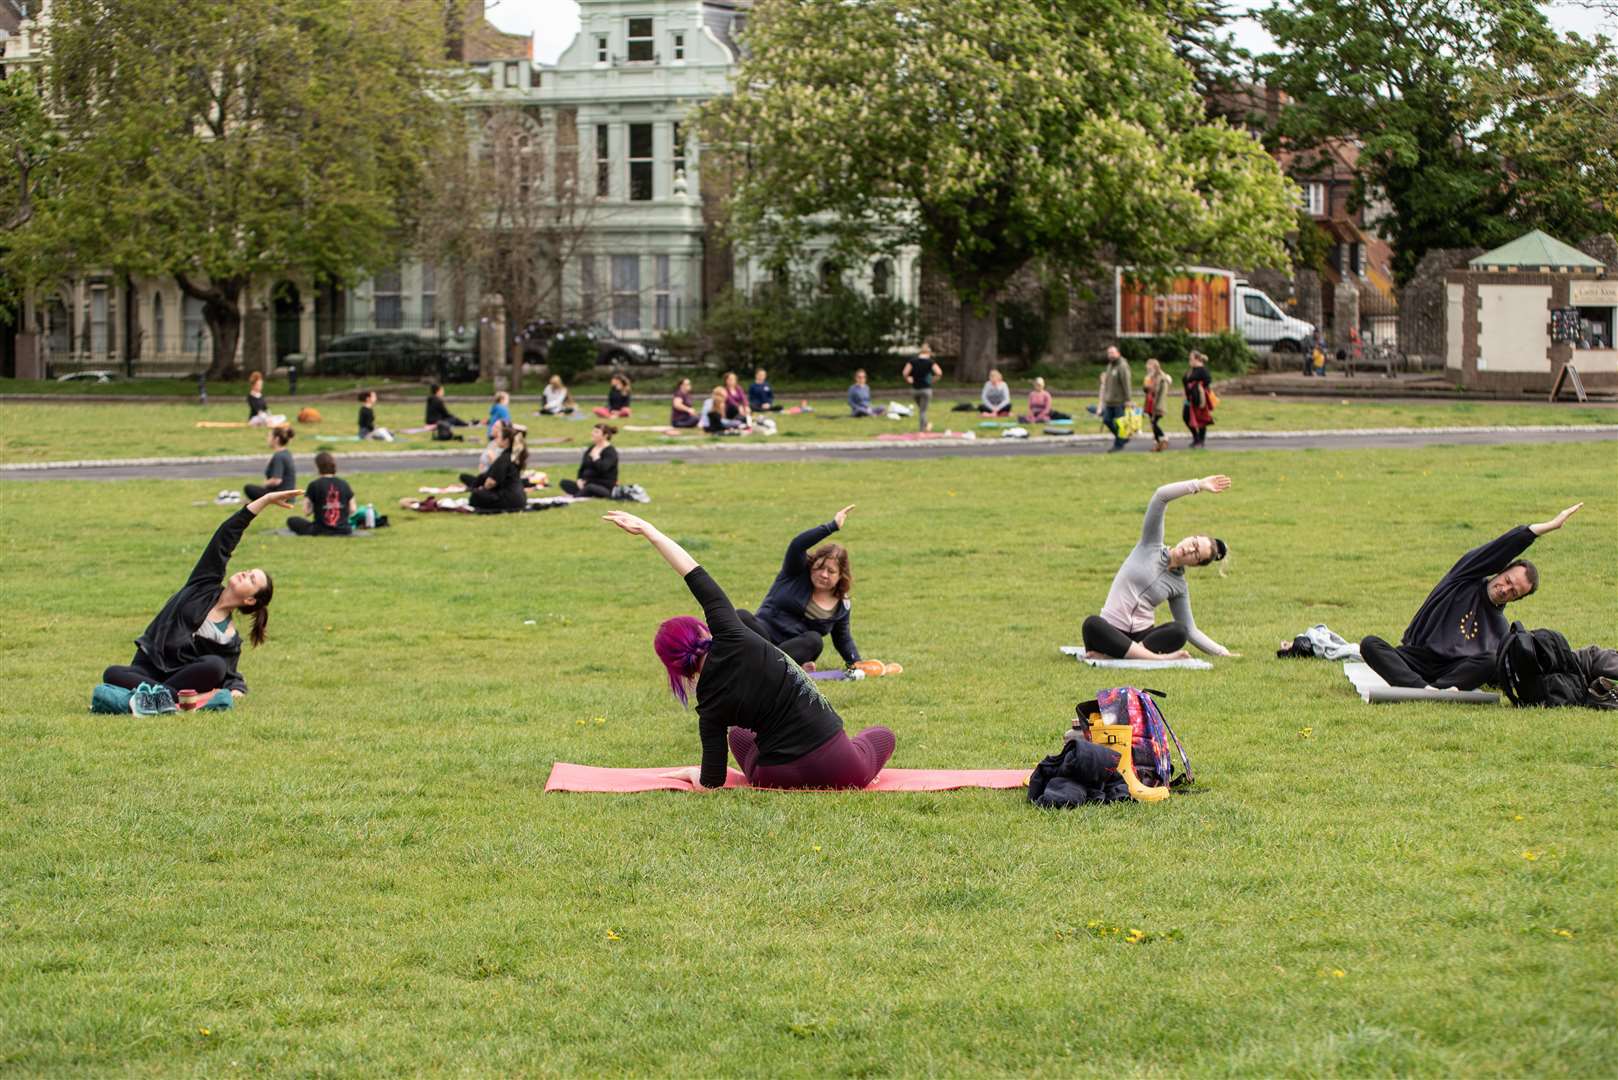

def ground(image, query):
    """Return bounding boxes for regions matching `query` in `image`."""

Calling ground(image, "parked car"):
[516,321,661,367]
[318,331,477,382]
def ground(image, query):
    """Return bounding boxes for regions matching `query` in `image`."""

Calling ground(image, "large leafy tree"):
[0,70,60,314]
[699,0,1296,377]
[17,0,457,377]
[1256,0,1618,284]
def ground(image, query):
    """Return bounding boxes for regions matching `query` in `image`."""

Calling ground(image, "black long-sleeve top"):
[132,507,256,693]
[607,386,631,411]
[358,405,375,435]
[685,566,844,788]
[1402,526,1536,659]
[576,444,619,489]
[247,392,267,420]
[425,396,465,426]
[474,449,527,510]
[754,521,861,664]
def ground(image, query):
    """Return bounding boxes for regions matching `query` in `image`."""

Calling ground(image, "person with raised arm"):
[101,488,302,700]
[603,510,896,790]
[1359,503,1583,690]
[1082,476,1238,661]
[739,506,863,671]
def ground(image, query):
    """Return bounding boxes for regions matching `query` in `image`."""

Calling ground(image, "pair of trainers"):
[131,682,178,715]
[612,483,651,504]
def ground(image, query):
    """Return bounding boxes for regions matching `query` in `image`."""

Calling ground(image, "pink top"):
[1027,389,1053,422]
[725,386,748,410]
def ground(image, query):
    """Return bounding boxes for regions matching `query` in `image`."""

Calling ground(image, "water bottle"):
[363,505,376,529]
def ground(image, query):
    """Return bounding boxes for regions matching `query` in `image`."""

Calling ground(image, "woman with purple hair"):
[603,510,897,790]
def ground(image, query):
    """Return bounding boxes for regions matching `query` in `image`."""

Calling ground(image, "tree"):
[0,70,60,314]
[15,0,457,378]
[1255,0,1618,284]
[698,0,1296,378]
[421,104,604,389]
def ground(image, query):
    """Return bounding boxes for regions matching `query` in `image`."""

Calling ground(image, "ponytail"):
[247,573,274,647]
[510,427,529,471]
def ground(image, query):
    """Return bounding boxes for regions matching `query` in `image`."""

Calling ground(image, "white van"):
[1234,281,1315,353]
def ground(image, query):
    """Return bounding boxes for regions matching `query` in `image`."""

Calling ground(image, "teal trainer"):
[90,683,134,715]
[131,683,178,716]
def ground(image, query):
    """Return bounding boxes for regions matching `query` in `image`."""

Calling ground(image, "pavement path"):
[2,424,1612,482]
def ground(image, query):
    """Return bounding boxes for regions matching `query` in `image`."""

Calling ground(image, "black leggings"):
[561,479,613,498]
[738,609,824,665]
[1081,615,1188,658]
[469,489,523,511]
[1359,636,1496,690]
[103,651,229,694]
[1150,416,1165,440]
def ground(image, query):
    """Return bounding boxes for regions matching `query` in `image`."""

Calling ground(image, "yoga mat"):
[874,431,976,441]
[544,762,1029,793]
[265,527,378,537]
[1343,662,1499,705]
[1059,646,1213,670]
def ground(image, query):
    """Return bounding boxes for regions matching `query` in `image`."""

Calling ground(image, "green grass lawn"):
[1,443,1614,1074]
[1,394,1612,465]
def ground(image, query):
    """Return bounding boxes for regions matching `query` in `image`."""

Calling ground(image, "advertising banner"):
[1117,270,1233,336]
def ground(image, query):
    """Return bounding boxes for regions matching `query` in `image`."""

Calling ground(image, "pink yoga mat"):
[544,762,1029,793]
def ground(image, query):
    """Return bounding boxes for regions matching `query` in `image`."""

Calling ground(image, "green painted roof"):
[1469,229,1603,269]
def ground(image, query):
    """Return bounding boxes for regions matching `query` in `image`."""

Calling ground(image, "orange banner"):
[1118,272,1232,336]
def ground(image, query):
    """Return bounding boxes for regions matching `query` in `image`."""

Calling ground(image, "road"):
[2,425,1612,482]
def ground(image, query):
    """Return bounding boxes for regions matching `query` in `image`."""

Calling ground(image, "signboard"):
[1569,280,1618,306]
[1117,269,1233,336]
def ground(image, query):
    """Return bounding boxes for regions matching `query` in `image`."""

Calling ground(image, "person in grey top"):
[1081,476,1238,660]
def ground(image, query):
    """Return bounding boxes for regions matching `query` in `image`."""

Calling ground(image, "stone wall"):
[1398,247,1482,364]
[1576,233,1618,270]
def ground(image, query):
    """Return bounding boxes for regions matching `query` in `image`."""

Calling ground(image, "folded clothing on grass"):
[1058,646,1213,670]
[544,762,1029,793]
[1342,662,1500,704]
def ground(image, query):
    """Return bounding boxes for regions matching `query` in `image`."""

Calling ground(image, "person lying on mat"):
[244,425,296,502]
[1082,476,1238,661]
[603,510,897,790]
[288,452,356,536]
[561,423,619,498]
[1359,502,1582,691]
[736,507,863,671]
[102,488,300,700]
[457,423,529,511]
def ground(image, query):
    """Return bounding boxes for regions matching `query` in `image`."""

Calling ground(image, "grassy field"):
[1,394,1612,465]
[1,442,1614,1075]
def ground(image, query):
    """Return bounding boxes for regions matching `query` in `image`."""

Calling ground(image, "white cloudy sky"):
[485,0,1612,65]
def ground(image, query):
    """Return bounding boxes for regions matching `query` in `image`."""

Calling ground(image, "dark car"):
[318,331,477,382]
[517,321,660,367]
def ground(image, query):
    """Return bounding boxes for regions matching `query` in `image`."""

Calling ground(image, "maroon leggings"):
[727,726,896,790]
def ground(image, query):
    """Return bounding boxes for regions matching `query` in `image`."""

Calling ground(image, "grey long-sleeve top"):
[1097,480,1225,655]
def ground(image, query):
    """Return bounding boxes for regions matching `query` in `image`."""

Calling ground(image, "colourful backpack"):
[1075,687,1192,789]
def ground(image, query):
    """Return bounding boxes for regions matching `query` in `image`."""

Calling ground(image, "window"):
[182,295,208,353]
[626,17,654,62]
[530,66,542,88]
[1243,294,1279,320]
[818,259,843,291]
[421,262,437,329]
[595,125,610,198]
[611,255,640,331]
[595,35,608,63]
[373,267,402,329]
[89,287,109,355]
[1300,181,1326,216]
[512,133,533,198]
[504,62,519,88]
[1575,306,1614,350]
[627,123,652,201]
[1350,242,1365,278]
[152,292,165,353]
[654,254,671,330]
[672,32,685,60]
[871,258,893,297]
[672,121,686,186]
[581,257,600,318]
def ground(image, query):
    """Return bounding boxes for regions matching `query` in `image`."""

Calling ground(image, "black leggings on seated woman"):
[738,609,824,665]
[1081,614,1188,658]
[103,651,229,693]
[560,479,613,498]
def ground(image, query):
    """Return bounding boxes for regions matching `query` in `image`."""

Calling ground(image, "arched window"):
[152,292,165,354]
[871,258,893,298]
[819,258,843,291]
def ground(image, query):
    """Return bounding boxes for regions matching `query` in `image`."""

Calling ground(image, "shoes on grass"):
[130,683,178,716]
[215,490,243,505]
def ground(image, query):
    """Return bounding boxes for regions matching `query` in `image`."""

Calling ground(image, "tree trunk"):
[176,273,244,380]
[957,298,998,381]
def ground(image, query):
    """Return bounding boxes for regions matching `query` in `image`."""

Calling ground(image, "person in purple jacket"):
[1359,502,1583,689]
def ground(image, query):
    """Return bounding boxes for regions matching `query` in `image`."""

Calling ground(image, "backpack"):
[1497,621,1590,708]
[1074,686,1192,788]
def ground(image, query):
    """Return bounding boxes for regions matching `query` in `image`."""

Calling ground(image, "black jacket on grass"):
[754,522,860,665]
[470,449,527,511]
[576,444,619,489]
[132,507,256,694]
[685,567,844,789]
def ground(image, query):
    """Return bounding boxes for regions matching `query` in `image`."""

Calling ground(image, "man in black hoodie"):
[1360,502,1583,690]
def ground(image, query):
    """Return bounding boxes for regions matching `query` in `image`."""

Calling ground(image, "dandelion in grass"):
[1331,969,1345,979]
[606,929,621,942]
[1554,928,1574,939]
[1297,726,1314,739]
[1522,850,1541,861]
